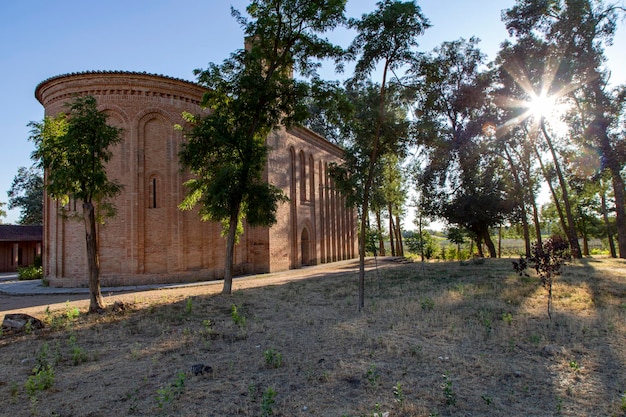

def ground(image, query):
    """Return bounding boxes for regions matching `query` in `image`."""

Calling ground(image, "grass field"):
[1,257,625,416]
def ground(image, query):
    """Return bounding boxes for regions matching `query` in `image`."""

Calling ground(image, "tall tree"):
[7,165,44,225]
[179,0,346,295]
[412,38,511,257]
[503,0,626,257]
[0,201,6,223]
[341,0,429,311]
[29,96,123,312]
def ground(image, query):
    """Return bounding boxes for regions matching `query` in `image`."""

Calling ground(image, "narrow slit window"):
[152,178,157,208]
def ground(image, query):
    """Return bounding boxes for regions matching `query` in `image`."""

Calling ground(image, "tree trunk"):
[83,201,104,312]
[482,228,497,258]
[533,141,567,241]
[357,58,391,312]
[504,146,531,256]
[601,189,617,258]
[222,210,240,295]
[395,213,404,256]
[375,210,385,256]
[587,75,626,258]
[541,121,581,258]
[387,206,396,256]
[582,230,590,257]
[591,122,626,258]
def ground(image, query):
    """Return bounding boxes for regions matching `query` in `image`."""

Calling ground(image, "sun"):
[495,51,582,139]
[528,91,556,120]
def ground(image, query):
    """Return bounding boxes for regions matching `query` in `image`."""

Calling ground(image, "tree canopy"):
[8,165,43,225]
[30,95,123,312]
[179,0,347,294]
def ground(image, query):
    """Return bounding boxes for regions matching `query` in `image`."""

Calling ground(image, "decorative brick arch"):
[300,220,315,266]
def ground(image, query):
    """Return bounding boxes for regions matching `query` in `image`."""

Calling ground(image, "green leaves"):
[347,0,430,82]
[29,95,123,211]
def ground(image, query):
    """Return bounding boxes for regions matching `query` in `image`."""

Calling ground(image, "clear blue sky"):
[1,0,624,224]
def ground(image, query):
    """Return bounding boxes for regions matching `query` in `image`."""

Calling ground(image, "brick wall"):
[36,71,357,287]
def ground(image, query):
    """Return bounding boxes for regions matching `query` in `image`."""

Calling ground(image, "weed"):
[366,364,380,386]
[483,317,493,337]
[501,312,513,325]
[231,304,247,328]
[65,302,80,321]
[185,297,193,315]
[569,360,580,372]
[393,382,404,406]
[126,388,139,414]
[409,344,423,357]
[263,348,283,368]
[156,372,186,409]
[9,381,19,398]
[482,394,493,405]
[620,392,626,411]
[67,334,88,365]
[421,296,435,311]
[261,386,276,417]
[34,343,51,373]
[25,366,55,398]
[248,382,259,399]
[441,371,456,406]
[371,402,389,417]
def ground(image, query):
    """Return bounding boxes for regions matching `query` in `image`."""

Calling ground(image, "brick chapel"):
[35,71,357,287]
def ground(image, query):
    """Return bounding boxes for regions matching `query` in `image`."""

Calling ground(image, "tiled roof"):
[0,225,43,242]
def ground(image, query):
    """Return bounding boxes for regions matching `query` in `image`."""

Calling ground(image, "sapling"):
[513,236,570,320]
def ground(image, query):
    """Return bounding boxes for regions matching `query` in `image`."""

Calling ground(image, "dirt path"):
[0,258,368,320]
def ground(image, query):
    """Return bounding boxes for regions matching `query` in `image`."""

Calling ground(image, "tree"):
[0,201,6,223]
[7,166,44,225]
[30,95,123,312]
[338,0,429,311]
[412,38,512,257]
[179,0,346,295]
[447,226,466,262]
[503,0,626,257]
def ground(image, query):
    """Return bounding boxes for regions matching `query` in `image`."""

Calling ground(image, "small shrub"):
[513,236,570,320]
[501,312,513,325]
[17,265,43,280]
[67,334,88,365]
[156,372,186,409]
[393,382,404,406]
[261,387,276,417]
[263,348,283,368]
[421,296,435,311]
[366,364,380,386]
[231,304,247,329]
[25,366,55,398]
[185,297,193,315]
[441,371,456,406]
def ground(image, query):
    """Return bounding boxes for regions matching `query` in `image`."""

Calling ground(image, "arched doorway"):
[301,228,310,266]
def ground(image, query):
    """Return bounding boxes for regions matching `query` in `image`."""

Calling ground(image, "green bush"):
[17,265,43,280]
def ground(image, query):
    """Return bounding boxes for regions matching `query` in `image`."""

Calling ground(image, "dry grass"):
[1,257,625,416]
